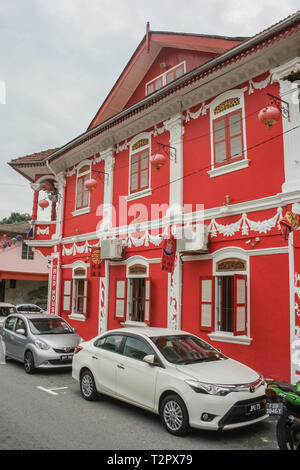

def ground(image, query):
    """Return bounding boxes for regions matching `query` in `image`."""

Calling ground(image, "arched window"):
[208,89,249,178]
[75,162,91,211]
[129,136,150,195]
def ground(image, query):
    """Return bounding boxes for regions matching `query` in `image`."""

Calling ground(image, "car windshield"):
[0,307,16,317]
[28,318,73,335]
[151,335,227,365]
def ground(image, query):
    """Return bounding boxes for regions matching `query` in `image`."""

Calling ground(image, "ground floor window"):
[115,277,150,324]
[200,262,247,336]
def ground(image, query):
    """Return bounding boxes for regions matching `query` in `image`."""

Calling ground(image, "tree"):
[0,212,31,224]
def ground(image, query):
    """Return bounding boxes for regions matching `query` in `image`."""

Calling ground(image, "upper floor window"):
[21,242,34,260]
[208,90,249,178]
[146,62,186,96]
[129,137,150,195]
[75,162,91,211]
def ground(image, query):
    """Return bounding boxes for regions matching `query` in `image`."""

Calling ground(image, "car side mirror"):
[143,354,156,366]
[16,328,26,336]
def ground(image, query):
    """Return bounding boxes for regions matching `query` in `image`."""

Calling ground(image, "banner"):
[161,235,176,273]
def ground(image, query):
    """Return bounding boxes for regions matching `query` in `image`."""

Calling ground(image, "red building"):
[9,14,300,383]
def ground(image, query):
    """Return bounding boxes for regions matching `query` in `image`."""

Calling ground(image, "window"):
[146,74,164,95]
[69,263,88,319]
[199,258,248,338]
[76,163,90,210]
[130,148,149,194]
[115,278,151,325]
[5,316,17,331]
[208,90,248,178]
[15,318,27,335]
[95,334,124,353]
[21,243,34,260]
[123,336,154,361]
[146,62,186,96]
[166,63,185,84]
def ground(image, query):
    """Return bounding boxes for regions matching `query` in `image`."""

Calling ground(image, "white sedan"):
[72,327,267,435]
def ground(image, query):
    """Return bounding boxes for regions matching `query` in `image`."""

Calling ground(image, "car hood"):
[37,334,81,349]
[176,358,259,385]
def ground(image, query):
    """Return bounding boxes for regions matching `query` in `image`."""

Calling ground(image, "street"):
[0,359,279,451]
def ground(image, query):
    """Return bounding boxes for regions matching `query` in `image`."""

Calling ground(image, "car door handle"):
[92,356,98,360]
[117,364,125,370]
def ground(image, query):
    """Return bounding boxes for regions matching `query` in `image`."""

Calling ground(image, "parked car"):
[0,303,17,330]
[16,304,45,314]
[0,313,81,374]
[72,327,267,435]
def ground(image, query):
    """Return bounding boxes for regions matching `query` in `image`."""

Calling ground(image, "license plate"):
[60,355,73,361]
[266,402,284,416]
[246,402,262,415]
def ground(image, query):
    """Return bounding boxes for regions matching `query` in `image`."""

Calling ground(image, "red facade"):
[9,15,300,383]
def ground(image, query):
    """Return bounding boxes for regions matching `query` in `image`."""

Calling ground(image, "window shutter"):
[144,278,151,325]
[200,277,215,332]
[83,280,88,316]
[233,274,247,336]
[63,280,72,312]
[115,279,127,321]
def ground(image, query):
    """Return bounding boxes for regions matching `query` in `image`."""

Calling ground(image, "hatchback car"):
[1,313,81,374]
[0,303,17,330]
[72,327,267,435]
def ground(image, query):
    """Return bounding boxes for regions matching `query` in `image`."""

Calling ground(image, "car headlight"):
[35,339,50,350]
[185,379,236,396]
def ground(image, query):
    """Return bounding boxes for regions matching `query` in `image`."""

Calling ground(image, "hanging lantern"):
[84,178,97,193]
[2,234,7,239]
[150,153,167,171]
[258,106,281,129]
[11,237,17,245]
[279,211,300,240]
[38,199,50,210]
[16,235,23,242]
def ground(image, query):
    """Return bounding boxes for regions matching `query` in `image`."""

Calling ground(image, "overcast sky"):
[0,0,299,220]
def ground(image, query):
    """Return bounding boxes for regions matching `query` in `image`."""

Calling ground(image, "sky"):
[0,0,299,220]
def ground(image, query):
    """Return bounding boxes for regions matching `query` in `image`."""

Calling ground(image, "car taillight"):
[266,388,277,399]
[74,346,83,354]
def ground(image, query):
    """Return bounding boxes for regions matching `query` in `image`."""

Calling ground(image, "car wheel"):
[160,394,190,436]
[24,351,35,374]
[80,370,98,401]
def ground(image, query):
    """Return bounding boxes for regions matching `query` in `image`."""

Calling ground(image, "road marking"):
[37,386,69,396]
[37,386,59,396]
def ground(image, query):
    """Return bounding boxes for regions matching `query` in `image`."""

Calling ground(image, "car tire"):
[160,394,190,436]
[80,370,98,401]
[24,351,35,374]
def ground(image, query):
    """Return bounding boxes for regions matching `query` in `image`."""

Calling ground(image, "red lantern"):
[38,199,49,210]
[150,153,167,171]
[258,106,281,129]
[84,178,97,193]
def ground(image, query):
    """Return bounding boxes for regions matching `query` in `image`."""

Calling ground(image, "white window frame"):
[127,132,152,201]
[72,160,92,216]
[145,61,186,96]
[207,89,249,178]
[208,249,252,345]
[68,261,88,322]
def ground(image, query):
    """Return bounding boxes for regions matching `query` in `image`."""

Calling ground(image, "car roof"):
[0,302,15,307]
[103,327,190,338]
[9,312,60,320]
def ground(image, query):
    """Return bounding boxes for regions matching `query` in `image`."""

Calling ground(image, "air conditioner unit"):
[100,238,124,260]
[177,224,209,253]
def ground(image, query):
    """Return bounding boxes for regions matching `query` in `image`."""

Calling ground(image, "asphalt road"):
[0,359,279,451]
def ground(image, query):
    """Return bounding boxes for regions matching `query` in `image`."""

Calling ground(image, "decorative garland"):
[61,207,283,255]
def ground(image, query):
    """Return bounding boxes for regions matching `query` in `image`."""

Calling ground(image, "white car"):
[16,304,45,314]
[72,327,267,435]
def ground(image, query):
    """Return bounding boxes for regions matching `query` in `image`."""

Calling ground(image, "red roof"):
[10,148,59,165]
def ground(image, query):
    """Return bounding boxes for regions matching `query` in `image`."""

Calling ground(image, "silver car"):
[0,303,17,331]
[0,313,81,374]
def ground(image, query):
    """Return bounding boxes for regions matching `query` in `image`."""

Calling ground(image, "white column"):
[99,147,115,232]
[272,58,300,195]
[53,173,66,240]
[163,113,184,330]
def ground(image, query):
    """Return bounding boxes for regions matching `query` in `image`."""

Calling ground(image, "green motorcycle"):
[266,381,300,450]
